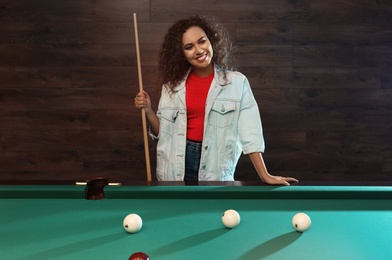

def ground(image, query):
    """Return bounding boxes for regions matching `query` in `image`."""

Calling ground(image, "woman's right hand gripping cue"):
[134,90,160,137]
[134,91,152,114]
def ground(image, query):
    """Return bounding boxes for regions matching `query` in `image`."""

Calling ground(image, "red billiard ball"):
[129,252,149,260]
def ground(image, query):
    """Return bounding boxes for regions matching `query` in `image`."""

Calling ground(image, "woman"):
[134,14,298,185]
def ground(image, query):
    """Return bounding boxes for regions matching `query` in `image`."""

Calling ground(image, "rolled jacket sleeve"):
[237,77,265,154]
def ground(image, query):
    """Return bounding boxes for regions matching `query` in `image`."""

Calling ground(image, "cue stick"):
[133,13,152,181]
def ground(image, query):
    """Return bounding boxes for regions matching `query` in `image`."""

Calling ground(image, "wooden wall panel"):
[0,0,150,22]
[0,67,71,88]
[310,0,392,24]
[0,0,391,183]
[151,0,311,22]
[237,23,392,45]
[237,45,292,67]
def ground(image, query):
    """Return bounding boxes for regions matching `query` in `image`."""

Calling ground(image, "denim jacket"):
[150,66,265,181]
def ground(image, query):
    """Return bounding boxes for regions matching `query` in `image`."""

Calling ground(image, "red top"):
[186,71,214,142]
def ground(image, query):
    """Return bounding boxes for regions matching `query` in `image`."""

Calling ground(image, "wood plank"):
[71,66,159,90]
[79,149,156,174]
[236,45,292,67]
[354,46,392,68]
[151,0,311,22]
[0,109,92,131]
[384,151,392,173]
[0,67,71,88]
[0,130,144,151]
[0,22,80,44]
[72,0,151,22]
[293,45,354,67]
[0,0,78,21]
[310,0,392,23]
[0,150,83,172]
[300,89,392,109]
[0,109,136,130]
[262,149,384,181]
[241,66,381,89]
[0,0,150,22]
[0,21,170,45]
[0,87,134,110]
[263,130,307,149]
[261,108,392,132]
[261,109,345,131]
[236,22,319,45]
[0,44,160,67]
[254,88,299,110]
[236,23,392,45]
[381,68,392,89]
[307,130,391,153]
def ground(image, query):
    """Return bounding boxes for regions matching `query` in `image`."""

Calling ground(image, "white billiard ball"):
[123,213,143,233]
[222,209,240,229]
[292,212,311,232]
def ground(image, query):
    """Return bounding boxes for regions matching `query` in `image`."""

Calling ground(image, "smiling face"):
[182,26,214,77]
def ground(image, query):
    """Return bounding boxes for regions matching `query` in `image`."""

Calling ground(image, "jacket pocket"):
[208,100,236,128]
[159,109,179,135]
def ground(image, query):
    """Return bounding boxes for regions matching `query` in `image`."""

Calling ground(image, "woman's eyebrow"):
[184,36,206,45]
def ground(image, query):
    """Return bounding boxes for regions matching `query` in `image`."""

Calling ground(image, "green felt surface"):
[1,185,392,260]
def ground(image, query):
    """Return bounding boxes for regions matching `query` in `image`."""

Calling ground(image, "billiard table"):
[1,181,392,260]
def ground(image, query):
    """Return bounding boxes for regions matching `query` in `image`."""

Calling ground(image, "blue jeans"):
[184,140,202,181]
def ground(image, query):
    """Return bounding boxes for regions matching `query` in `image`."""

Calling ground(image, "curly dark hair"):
[158,14,236,90]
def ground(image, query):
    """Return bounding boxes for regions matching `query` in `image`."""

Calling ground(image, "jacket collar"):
[171,65,230,92]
